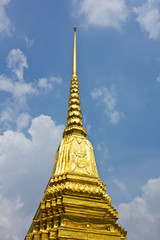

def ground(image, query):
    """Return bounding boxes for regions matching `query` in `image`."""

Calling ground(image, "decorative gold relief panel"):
[53,135,99,178]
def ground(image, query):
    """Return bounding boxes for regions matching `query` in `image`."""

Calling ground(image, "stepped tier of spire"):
[24,26,127,240]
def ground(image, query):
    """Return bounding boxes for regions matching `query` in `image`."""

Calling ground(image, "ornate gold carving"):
[43,180,111,204]
[53,135,99,178]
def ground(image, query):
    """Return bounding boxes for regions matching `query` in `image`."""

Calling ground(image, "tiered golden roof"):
[25,26,127,240]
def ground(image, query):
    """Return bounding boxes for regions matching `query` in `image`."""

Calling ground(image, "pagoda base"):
[25,193,126,240]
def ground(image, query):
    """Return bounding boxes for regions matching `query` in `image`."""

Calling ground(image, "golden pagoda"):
[25,26,127,240]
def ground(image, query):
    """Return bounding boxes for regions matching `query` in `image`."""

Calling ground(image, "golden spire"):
[63,26,87,137]
[24,26,127,240]
[72,25,77,77]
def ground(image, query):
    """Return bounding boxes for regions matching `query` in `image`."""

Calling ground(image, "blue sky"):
[0,0,160,239]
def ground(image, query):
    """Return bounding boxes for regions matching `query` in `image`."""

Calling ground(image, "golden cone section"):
[24,27,127,240]
[67,77,82,127]
[63,76,87,137]
[52,135,99,177]
[63,25,87,137]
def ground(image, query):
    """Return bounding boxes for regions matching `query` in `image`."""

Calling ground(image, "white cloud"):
[0,0,13,35]
[0,74,36,127]
[24,36,34,47]
[118,177,160,240]
[72,0,128,30]
[0,114,64,180]
[96,144,103,151]
[0,75,13,92]
[107,165,113,173]
[86,124,91,132]
[114,179,126,191]
[0,115,64,239]
[107,110,123,124]
[156,76,160,81]
[0,194,31,240]
[0,50,65,239]
[38,76,62,90]
[0,75,36,98]
[0,107,13,123]
[7,49,28,81]
[96,143,108,158]
[91,85,124,124]
[134,0,160,40]
[0,49,62,129]
[16,113,31,131]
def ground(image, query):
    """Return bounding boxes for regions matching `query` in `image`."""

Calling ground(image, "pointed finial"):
[72,25,77,77]
[63,26,87,137]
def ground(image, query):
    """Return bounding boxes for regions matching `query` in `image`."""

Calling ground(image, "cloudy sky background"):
[0,0,160,239]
